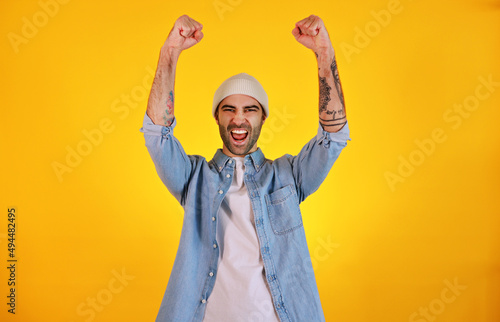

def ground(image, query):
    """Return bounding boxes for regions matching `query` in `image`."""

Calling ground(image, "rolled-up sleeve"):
[289,122,351,203]
[140,112,196,205]
[318,122,351,145]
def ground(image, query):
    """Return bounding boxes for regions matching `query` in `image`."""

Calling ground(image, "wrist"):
[316,47,335,77]
[315,47,335,63]
[159,45,181,64]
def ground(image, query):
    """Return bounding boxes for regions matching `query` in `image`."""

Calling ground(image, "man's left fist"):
[292,15,334,55]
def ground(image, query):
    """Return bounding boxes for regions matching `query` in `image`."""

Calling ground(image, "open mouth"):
[230,129,249,144]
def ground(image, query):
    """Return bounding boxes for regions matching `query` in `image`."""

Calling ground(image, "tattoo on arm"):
[331,59,345,109]
[163,90,174,126]
[319,57,347,128]
[319,77,331,114]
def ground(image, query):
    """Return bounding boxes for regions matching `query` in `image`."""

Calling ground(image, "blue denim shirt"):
[140,112,350,321]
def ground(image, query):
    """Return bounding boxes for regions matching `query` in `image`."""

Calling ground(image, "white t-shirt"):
[203,157,280,322]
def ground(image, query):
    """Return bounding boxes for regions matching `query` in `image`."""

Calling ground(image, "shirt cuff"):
[317,121,351,143]
[140,112,177,136]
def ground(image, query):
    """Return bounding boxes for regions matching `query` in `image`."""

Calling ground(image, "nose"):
[232,109,246,125]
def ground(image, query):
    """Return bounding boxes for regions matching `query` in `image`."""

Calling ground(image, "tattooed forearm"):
[146,48,179,126]
[318,55,347,132]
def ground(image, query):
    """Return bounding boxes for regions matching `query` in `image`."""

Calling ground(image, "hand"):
[292,15,334,56]
[163,15,204,54]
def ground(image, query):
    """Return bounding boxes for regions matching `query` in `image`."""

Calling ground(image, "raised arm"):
[292,15,347,133]
[147,15,203,126]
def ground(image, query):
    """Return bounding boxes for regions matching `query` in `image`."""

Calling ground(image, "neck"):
[222,145,258,158]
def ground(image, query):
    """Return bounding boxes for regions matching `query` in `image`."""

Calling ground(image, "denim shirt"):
[140,112,350,322]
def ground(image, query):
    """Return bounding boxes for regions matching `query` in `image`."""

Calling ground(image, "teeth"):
[231,129,247,134]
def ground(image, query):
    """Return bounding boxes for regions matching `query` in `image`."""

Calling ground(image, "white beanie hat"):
[212,73,269,117]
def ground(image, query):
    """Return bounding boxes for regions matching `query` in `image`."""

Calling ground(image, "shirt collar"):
[211,148,266,173]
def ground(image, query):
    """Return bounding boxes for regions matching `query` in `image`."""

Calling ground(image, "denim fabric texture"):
[140,112,350,322]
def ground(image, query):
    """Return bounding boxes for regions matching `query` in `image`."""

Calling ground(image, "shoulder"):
[267,154,294,171]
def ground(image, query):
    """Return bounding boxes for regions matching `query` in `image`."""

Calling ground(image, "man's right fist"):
[163,15,203,53]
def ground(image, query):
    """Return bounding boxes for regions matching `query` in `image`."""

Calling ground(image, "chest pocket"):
[265,185,303,235]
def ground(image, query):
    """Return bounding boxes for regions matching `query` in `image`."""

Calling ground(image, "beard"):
[219,121,263,156]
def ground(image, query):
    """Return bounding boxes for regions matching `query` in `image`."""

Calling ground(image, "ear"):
[214,107,219,125]
[259,102,266,124]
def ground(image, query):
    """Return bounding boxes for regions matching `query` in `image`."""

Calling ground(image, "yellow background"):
[1,0,499,321]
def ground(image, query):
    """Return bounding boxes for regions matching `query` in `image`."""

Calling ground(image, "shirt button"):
[228,160,233,164]
[218,166,222,170]
[201,299,206,304]
[226,174,231,178]
[211,216,216,221]
[213,244,217,249]
[218,190,223,194]
[209,272,214,277]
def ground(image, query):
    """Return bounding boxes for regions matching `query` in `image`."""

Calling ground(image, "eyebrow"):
[221,104,261,110]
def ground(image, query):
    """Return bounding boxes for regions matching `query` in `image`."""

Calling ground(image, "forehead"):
[219,94,261,108]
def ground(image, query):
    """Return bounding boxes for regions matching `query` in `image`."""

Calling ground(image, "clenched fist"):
[292,15,334,57]
[163,15,204,54]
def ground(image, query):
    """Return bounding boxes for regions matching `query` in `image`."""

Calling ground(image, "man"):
[141,14,350,322]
